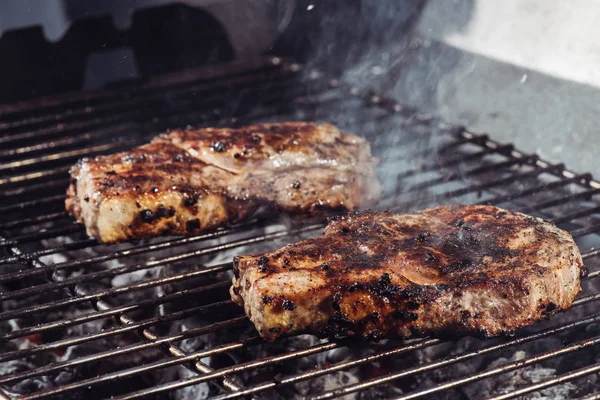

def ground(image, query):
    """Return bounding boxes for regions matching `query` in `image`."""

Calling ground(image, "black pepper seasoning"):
[257,256,269,272]
[156,205,167,218]
[184,195,198,206]
[282,300,296,311]
[140,209,154,222]
[211,141,226,152]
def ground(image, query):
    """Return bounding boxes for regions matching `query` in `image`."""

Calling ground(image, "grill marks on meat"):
[230,205,583,341]
[66,122,380,243]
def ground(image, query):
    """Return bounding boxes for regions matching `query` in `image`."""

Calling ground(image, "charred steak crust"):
[230,205,583,341]
[66,122,380,243]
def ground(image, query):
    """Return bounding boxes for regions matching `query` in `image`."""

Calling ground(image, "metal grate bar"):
[438,163,558,200]
[402,158,526,193]
[0,66,297,144]
[0,239,96,266]
[480,173,590,207]
[97,283,600,400]
[0,317,249,387]
[0,141,139,173]
[0,224,321,304]
[0,335,260,387]
[0,194,66,213]
[0,262,229,322]
[395,144,514,180]
[567,222,600,238]
[0,220,261,282]
[2,242,246,395]
[0,299,239,363]
[0,68,290,133]
[389,335,600,400]
[0,128,135,160]
[3,68,600,399]
[2,281,231,342]
[552,204,600,225]
[0,211,68,230]
[0,166,70,187]
[485,364,600,400]
[515,188,600,214]
[311,316,600,400]
[0,58,283,118]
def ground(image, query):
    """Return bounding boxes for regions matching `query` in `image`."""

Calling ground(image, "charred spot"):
[268,327,281,334]
[341,226,351,234]
[151,187,159,193]
[348,282,363,292]
[371,312,380,320]
[379,273,391,287]
[332,293,342,311]
[258,256,268,266]
[456,291,463,297]
[133,185,141,191]
[289,267,298,271]
[461,310,471,321]
[83,196,90,202]
[257,256,269,272]
[233,256,240,279]
[292,181,301,189]
[407,299,421,310]
[321,262,330,270]
[544,302,557,315]
[283,258,290,266]
[233,153,241,159]
[282,300,296,311]
[156,205,167,218]
[186,218,201,232]
[392,309,418,321]
[262,296,273,305]
[168,206,176,217]
[211,141,226,152]
[415,231,431,243]
[140,209,154,223]
[424,252,435,263]
[440,258,474,274]
[251,134,261,142]
[105,170,117,176]
[184,195,198,207]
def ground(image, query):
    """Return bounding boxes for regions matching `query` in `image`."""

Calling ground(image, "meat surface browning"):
[66,122,380,243]
[230,205,583,341]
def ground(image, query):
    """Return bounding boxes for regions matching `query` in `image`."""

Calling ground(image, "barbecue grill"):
[3,2,600,400]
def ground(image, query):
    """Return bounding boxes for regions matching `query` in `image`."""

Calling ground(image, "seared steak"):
[66,122,380,243]
[230,205,583,341]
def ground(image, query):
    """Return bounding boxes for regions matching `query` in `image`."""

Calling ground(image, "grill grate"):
[2,57,600,399]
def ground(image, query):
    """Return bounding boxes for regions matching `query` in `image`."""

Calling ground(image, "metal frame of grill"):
[2,57,600,399]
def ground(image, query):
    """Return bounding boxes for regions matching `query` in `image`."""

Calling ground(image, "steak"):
[66,122,380,243]
[230,205,583,341]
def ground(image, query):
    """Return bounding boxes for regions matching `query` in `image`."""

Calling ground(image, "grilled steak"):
[230,205,583,341]
[66,122,380,243]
